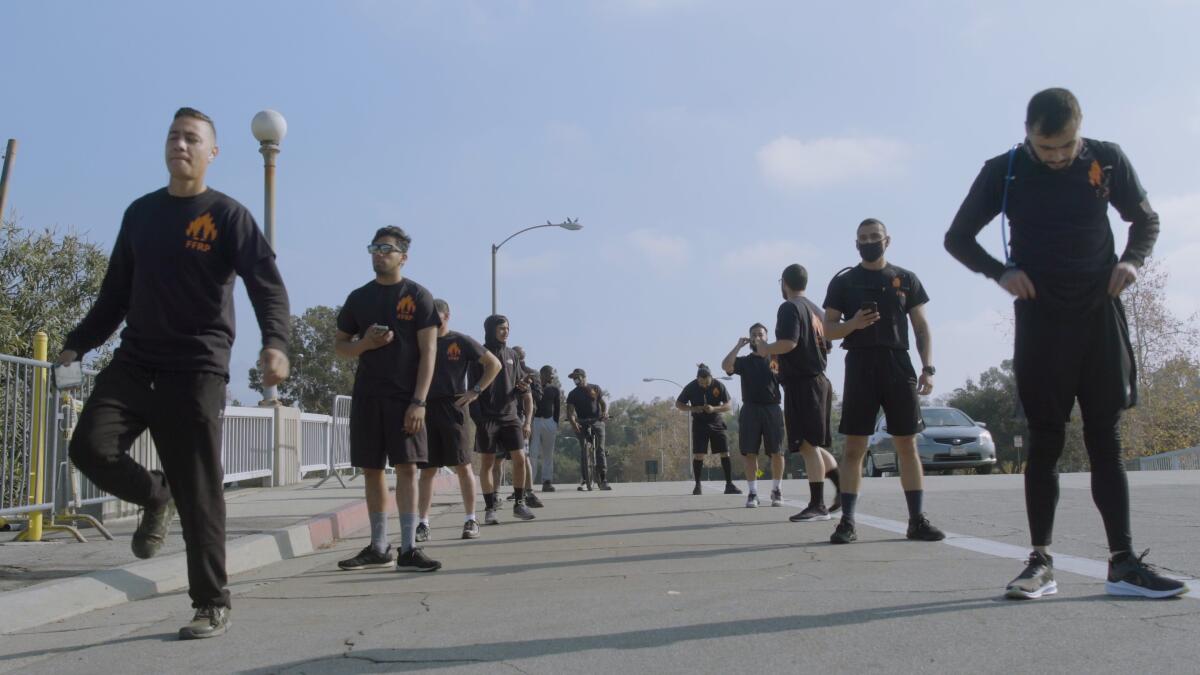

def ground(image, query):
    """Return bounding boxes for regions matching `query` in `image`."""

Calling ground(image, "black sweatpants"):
[69,359,230,608]
[1014,296,1136,553]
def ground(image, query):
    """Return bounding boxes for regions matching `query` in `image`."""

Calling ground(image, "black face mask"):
[857,240,885,263]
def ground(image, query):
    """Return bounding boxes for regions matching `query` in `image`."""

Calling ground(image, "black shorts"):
[782,374,833,450]
[691,424,729,455]
[739,402,784,455]
[475,418,525,455]
[349,396,428,468]
[839,349,923,436]
[421,398,471,468]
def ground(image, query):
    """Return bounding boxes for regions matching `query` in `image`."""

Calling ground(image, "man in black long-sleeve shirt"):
[529,365,562,492]
[57,108,291,639]
[945,87,1184,600]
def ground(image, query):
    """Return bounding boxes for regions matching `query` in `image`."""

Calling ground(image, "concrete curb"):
[0,472,461,635]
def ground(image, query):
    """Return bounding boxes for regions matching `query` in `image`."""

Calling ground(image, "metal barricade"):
[300,412,331,475]
[0,353,56,523]
[221,407,276,484]
[314,395,353,488]
[1138,446,1200,471]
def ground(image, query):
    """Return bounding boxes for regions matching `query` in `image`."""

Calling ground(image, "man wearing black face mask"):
[822,218,944,545]
[945,87,1183,600]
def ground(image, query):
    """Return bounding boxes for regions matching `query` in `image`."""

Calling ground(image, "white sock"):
[773,478,782,491]
[747,479,758,495]
[419,516,430,526]
[465,513,476,523]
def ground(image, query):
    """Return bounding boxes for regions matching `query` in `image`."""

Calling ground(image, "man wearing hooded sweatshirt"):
[470,315,535,525]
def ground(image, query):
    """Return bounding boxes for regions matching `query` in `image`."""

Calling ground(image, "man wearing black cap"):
[677,365,740,496]
[945,87,1184,599]
[566,369,610,491]
[470,315,535,525]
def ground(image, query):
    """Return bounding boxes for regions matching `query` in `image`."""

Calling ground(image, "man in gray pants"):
[530,365,561,492]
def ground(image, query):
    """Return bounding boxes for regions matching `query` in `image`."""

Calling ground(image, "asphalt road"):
[3,472,1198,674]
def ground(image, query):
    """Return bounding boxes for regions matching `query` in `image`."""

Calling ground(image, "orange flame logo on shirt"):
[446,342,462,361]
[184,213,217,252]
[1088,160,1103,188]
[396,295,416,321]
[711,386,720,397]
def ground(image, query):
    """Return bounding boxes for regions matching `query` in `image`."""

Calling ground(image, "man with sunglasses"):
[945,87,1183,600]
[335,226,441,573]
[58,108,291,639]
[566,369,611,491]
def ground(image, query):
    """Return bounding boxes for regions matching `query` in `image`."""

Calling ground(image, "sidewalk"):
[0,472,460,635]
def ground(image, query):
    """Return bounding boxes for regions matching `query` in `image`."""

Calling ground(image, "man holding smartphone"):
[59,108,290,639]
[676,365,739,496]
[334,226,441,574]
[945,88,1184,599]
[821,218,944,545]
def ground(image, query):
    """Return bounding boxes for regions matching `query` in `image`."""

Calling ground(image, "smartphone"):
[53,362,84,390]
[370,324,389,335]
[860,300,878,314]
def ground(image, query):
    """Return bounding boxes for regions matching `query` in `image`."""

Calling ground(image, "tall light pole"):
[491,219,582,315]
[252,110,287,404]
[0,139,17,222]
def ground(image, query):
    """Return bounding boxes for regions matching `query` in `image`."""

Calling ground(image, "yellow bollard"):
[18,331,49,542]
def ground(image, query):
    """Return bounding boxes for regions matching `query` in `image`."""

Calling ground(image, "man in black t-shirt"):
[752,264,843,519]
[469,315,536,524]
[59,108,290,639]
[566,369,611,491]
[945,88,1183,600]
[722,323,786,508]
[529,365,562,492]
[414,299,501,543]
[822,218,944,545]
[334,226,441,574]
[506,346,545,508]
[676,365,740,496]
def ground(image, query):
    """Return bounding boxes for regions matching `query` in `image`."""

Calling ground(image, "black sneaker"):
[577,482,588,492]
[789,504,831,522]
[599,481,612,491]
[526,493,545,508]
[1106,549,1189,599]
[724,483,743,495]
[770,489,783,507]
[507,492,517,501]
[462,520,480,540]
[906,514,946,542]
[542,481,556,493]
[415,522,429,543]
[830,520,857,544]
[513,503,536,521]
[179,605,230,640]
[338,544,395,570]
[692,484,702,495]
[829,493,842,514]
[1005,551,1057,600]
[396,548,441,572]
[131,499,176,559]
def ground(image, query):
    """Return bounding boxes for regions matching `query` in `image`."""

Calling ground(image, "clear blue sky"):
[3,1,1198,407]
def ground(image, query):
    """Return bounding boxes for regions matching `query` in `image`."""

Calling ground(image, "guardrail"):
[1137,446,1200,471]
[1,342,351,541]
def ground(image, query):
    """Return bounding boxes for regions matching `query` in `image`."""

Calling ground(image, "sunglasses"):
[366,243,404,254]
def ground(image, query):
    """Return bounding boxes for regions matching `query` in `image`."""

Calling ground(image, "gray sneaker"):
[132,499,176,559]
[179,605,230,640]
[484,509,499,525]
[415,522,429,543]
[512,503,536,521]
[1005,551,1057,600]
[462,519,480,539]
[770,489,783,507]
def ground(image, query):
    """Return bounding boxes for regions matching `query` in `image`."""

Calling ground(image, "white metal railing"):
[1137,446,1200,471]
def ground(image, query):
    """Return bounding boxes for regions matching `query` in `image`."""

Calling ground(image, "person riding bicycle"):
[566,368,611,491]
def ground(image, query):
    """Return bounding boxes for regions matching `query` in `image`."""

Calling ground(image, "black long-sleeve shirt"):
[945,139,1159,309]
[533,384,561,422]
[64,188,290,375]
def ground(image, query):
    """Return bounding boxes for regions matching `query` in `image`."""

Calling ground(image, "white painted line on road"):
[707,482,1199,599]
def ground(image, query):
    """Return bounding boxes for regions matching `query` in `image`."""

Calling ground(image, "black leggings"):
[1015,296,1135,553]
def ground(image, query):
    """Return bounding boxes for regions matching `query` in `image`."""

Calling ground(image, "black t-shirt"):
[567,384,604,420]
[945,139,1159,311]
[534,384,561,421]
[63,188,290,375]
[774,297,827,380]
[469,344,522,422]
[428,331,486,400]
[732,355,780,405]
[337,278,438,398]
[677,379,730,430]
[823,264,928,351]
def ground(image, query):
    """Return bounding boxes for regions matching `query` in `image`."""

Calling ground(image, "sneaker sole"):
[1105,580,1189,599]
[907,534,947,542]
[396,564,442,573]
[790,514,832,522]
[462,533,480,540]
[830,536,856,544]
[1005,580,1057,600]
[179,620,230,640]
[338,561,395,571]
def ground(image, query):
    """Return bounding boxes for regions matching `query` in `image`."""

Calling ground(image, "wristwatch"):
[922,365,936,376]
[471,384,482,394]
[411,398,426,407]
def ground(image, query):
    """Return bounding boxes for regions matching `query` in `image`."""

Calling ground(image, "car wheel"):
[976,464,993,475]
[865,454,882,478]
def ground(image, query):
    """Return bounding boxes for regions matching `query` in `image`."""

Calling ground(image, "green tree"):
[248,305,355,414]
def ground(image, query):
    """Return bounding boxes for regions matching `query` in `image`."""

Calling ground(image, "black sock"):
[904,489,924,519]
[484,492,496,510]
[826,468,841,491]
[693,460,703,485]
[720,456,733,483]
[840,493,858,524]
[513,487,525,503]
[808,481,824,507]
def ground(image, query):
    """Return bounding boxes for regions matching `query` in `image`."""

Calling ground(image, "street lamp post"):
[491,219,581,315]
[252,110,288,405]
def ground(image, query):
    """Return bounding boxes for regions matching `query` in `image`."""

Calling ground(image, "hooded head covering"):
[484,314,508,349]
